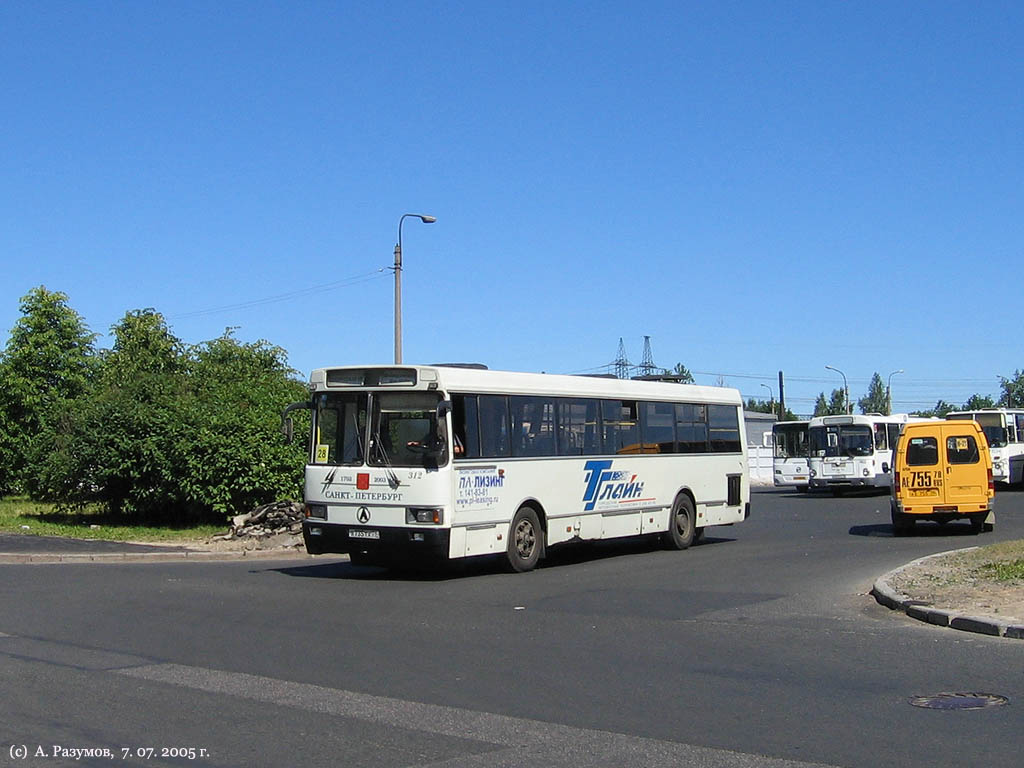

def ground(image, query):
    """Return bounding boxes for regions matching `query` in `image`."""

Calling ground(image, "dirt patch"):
[888,541,1024,624]
[127,533,304,555]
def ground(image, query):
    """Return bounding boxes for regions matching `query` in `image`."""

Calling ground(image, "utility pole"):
[778,370,786,421]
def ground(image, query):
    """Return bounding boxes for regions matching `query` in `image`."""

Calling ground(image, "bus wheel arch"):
[663,490,697,550]
[506,502,545,572]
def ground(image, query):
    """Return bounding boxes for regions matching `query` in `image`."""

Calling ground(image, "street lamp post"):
[825,365,850,415]
[393,213,436,364]
[760,383,775,419]
[887,369,904,416]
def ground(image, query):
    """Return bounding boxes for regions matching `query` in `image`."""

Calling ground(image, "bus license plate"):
[349,529,380,540]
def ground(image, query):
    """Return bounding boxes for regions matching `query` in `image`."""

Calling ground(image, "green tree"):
[963,394,995,410]
[662,362,695,383]
[813,389,846,416]
[914,400,955,418]
[101,309,186,386]
[745,398,799,421]
[0,286,96,494]
[175,331,309,518]
[29,317,309,524]
[998,371,1024,407]
[25,309,189,513]
[857,372,888,415]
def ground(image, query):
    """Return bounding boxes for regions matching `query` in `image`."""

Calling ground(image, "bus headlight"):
[305,504,327,519]
[407,507,444,525]
[863,468,870,476]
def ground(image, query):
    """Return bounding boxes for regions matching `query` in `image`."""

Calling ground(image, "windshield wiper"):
[371,422,401,490]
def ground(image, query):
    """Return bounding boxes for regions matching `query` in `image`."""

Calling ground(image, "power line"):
[168,268,389,320]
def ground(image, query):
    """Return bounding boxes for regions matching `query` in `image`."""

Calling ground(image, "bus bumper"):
[302,520,450,560]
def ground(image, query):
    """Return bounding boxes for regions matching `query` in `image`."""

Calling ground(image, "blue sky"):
[2,1,1021,414]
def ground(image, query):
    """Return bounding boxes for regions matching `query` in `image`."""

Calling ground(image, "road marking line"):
[117,663,839,768]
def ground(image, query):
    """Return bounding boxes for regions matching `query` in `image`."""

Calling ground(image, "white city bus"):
[772,420,810,491]
[807,413,924,494]
[283,365,750,571]
[948,408,1024,485]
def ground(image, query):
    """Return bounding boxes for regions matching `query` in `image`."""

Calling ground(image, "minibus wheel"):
[507,506,543,572]
[890,507,915,537]
[663,494,695,550]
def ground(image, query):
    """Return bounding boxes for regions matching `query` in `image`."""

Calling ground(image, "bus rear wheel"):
[506,506,543,572]
[663,495,695,550]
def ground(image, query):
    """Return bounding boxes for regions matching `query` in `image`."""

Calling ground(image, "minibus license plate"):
[349,529,380,540]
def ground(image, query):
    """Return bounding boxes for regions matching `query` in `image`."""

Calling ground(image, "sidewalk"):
[0,534,309,564]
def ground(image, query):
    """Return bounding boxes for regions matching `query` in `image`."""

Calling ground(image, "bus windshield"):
[809,425,874,458]
[369,392,448,468]
[773,424,808,458]
[975,414,1008,448]
[313,391,447,467]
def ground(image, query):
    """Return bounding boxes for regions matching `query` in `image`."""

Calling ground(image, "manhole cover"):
[910,693,1009,711]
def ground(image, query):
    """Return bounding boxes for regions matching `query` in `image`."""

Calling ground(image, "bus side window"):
[708,405,741,453]
[478,395,511,458]
[452,395,480,459]
[557,398,601,456]
[510,396,556,457]
[640,401,676,454]
[676,403,708,453]
[601,400,640,454]
[874,424,887,450]
[887,424,901,451]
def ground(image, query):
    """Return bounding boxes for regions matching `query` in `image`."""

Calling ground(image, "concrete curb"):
[0,548,312,565]
[871,547,1024,640]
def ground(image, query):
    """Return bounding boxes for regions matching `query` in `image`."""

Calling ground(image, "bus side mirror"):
[436,400,452,419]
[281,401,312,445]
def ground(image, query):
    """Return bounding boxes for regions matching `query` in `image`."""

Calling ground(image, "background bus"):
[772,420,809,491]
[285,365,750,571]
[807,414,923,494]
[948,408,1024,485]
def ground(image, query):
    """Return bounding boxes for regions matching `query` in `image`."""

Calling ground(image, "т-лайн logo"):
[582,460,645,511]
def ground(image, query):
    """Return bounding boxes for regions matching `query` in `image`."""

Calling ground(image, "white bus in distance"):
[772,420,810,491]
[283,365,750,572]
[947,408,1024,485]
[807,413,927,494]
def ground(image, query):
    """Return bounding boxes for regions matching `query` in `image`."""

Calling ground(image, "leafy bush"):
[18,302,309,525]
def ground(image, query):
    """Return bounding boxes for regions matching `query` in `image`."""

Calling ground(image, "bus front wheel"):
[663,495,695,550]
[506,506,543,572]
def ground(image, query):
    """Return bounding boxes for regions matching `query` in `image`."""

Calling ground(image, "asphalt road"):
[1,488,1022,768]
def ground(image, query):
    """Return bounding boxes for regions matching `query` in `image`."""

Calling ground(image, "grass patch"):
[955,539,1024,583]
[979,560,1024,581]
[0,497,225,543]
